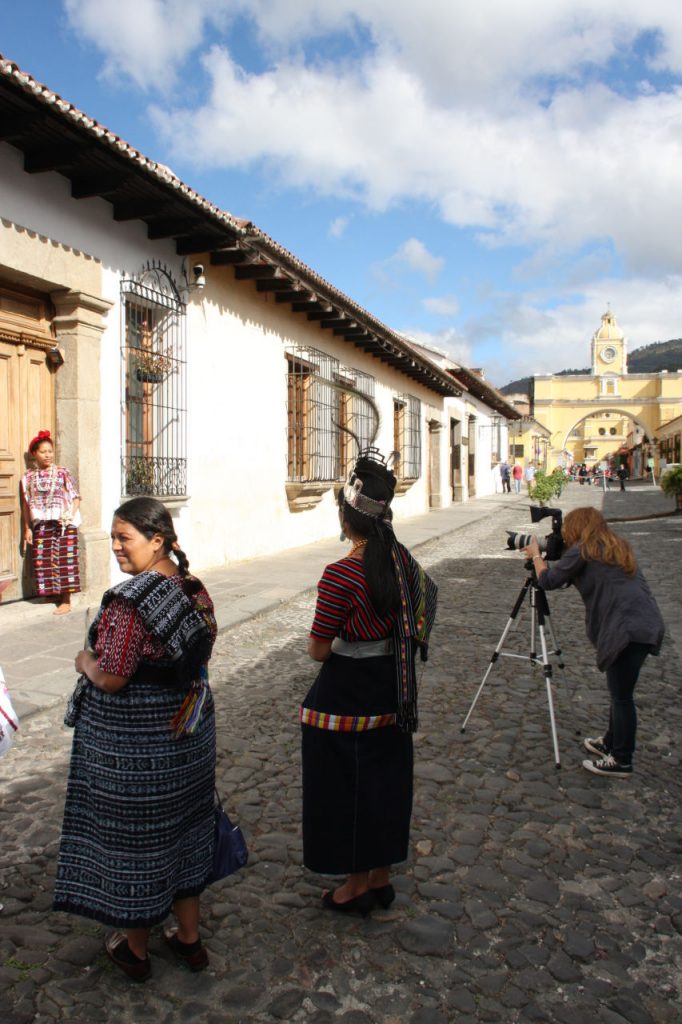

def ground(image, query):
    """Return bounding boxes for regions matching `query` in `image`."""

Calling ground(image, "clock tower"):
[591,309,626,376]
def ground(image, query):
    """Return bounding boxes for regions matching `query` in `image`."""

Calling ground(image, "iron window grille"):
[394,393,422,479]
[285,344,375,482]
[120,262,187,498]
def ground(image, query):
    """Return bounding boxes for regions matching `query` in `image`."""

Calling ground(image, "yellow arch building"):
[532,311,682,475]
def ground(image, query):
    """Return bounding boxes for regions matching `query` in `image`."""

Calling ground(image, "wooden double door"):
[0,288,56,602]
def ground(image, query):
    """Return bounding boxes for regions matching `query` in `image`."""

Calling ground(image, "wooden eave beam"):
[299,303,333,316]
[0,114,42,141]
[113,198,171,221]
[146,217,205,240]
[334,327,367,338]
[321,317,352,330]
[210,247,248,266]
[234,263,278,280]
[176,233,236,256]
[307,310,337,321]
[71,173,133,199]
[275,288,312,303]
[24,143,89,173]
[255,271,292,291]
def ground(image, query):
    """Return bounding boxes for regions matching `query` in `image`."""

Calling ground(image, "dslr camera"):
[506,506,564,562]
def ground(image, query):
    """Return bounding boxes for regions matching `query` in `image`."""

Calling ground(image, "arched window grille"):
[285,344,375,482]
[393,393,422,479]
[120,262,187,497]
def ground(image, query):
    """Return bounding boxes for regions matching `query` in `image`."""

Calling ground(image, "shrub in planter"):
[660,466,682,511]
[531,468,566,506]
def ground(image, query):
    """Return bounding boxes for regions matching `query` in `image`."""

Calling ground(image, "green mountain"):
[499,338,682,395]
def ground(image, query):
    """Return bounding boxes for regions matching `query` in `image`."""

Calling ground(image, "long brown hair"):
[562,507,637,575]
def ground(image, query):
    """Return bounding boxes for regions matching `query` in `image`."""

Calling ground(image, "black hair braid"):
[338,468,399,617]
[114,496,201,595]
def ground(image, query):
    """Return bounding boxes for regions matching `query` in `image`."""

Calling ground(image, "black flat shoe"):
[163,927,209,972]
[370,884,396,909]
[322,889,375,917]
[104,932,151,982]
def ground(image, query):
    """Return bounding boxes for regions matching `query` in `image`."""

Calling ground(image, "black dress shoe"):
[322,889,375,917]
[370,883,396,909]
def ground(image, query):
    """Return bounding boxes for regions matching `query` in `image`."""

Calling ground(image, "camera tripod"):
[460,567,577,768]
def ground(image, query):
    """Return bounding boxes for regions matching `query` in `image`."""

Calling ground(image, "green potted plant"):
[126,458,155,495]
[660,466,682,511]
[531,468,565,506]
[133,349,173,384]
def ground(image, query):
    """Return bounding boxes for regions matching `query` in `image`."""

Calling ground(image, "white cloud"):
[391,239,443,281]
[472,276,682,385]
[403,326,473,368]
[328,216,349,238]
[141,16,682,276]
[423,295,460,317]
[62,0,682,375]
[64,0,215,91]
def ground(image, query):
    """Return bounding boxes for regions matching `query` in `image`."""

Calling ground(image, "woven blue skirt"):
[54,678,216,928]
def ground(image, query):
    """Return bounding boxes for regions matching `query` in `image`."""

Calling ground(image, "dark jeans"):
[602,642,652,765]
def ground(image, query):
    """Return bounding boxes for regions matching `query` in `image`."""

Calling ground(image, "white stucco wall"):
[1,142,454,576]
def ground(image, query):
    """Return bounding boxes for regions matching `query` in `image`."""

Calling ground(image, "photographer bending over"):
[524,508,664,778]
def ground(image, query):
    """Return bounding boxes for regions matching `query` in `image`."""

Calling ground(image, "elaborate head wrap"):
[342,446,394,519]
[342,446,437,733]
[29,429,52,453]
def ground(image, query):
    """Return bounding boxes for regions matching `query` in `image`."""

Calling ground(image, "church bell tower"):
[591,309,627,376]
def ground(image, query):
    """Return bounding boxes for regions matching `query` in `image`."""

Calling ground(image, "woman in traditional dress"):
[54,498,217,981]
[21,430,80,614]
[301,448,437,916]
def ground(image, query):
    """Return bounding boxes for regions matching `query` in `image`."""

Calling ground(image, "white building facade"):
[0,57,515,604]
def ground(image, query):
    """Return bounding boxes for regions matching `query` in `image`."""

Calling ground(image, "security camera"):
[192,264,206,289]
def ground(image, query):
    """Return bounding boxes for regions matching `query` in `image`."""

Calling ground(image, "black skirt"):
[301,653,413,875]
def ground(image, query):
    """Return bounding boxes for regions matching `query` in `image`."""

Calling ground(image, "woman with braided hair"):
[302,449,438,915]
[54,498,217,981]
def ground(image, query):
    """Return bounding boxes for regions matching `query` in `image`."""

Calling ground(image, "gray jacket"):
[538,544,664,670]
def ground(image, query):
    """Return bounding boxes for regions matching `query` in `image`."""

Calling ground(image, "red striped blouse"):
[310,556,398,642]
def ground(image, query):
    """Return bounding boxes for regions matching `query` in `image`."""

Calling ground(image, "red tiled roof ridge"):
[0,53,250,235]
[0,52,460,396]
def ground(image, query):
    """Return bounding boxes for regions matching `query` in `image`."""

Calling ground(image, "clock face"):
[600,346,617,364]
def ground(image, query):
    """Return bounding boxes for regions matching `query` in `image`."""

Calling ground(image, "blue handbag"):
[210,790,248,882]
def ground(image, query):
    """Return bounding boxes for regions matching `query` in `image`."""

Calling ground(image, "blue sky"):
[3,1,682,386]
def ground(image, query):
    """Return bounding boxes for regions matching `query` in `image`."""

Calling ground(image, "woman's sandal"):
[370,883,396,909]
[163,926,209,972]
[322,889,376,917]
[104,931,151,982]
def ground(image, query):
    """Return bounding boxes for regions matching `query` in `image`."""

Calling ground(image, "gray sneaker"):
[582,755,632,778]
[584,736,609,757]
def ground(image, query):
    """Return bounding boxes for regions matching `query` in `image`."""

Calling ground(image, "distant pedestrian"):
[617,465,628,491]
[512,462,523,494]
[302,449,437,916]
[524,462,536,495]
[499,460,511,493]
[21,429,81,614]
[524,507,664,777]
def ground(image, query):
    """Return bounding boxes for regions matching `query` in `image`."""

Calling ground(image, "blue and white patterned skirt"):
[54,678,216,928]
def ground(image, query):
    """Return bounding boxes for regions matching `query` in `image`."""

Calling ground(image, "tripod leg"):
[461,578,532,733]
[536,588,581,738]
[536,619,561,769]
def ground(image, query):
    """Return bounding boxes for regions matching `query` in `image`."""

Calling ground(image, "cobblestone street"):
[2,488,681,1024]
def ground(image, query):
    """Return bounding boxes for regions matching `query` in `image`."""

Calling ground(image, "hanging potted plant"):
[126,458,155,495]
[133,349,173,384]
[660,466,682,512]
